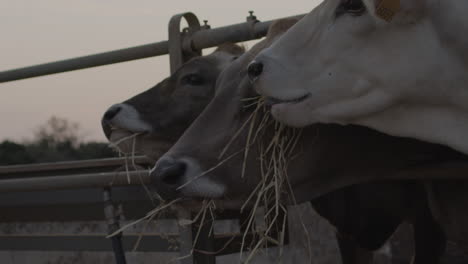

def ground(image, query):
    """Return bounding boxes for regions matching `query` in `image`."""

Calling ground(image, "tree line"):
[0,116,116,165]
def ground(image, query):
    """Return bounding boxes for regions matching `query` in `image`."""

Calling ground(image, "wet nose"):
[101,104,123,138]
[103,104,122,122]
[151,158,187,199]
[247,61,263,82]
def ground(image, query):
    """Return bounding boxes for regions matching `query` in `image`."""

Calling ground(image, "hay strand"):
[235,96,303,263]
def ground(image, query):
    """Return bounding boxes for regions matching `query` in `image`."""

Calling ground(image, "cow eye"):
[336,0,366,17]
[182,74,204,86]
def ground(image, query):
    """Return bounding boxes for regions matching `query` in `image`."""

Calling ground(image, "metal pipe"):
[2,160,468,193]
[104,188,127,264]
[176,208,194,264]
[0,42,169,83]
[0,14,305,83]
[0,156,151,175]
[111,235,127,264]
[0,170,150,192]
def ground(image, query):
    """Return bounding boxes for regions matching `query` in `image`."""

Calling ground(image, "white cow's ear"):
[370,0,427,23]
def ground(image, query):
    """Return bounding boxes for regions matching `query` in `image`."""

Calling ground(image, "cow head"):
[150,16,465,204]
[150,19,301,201]
[101,44,244,160]
[249,0,468,154]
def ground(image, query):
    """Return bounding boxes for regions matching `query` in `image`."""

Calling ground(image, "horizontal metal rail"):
[0,14,305,83]
[0,156,151,175]
[0,234,179,252]
[0,170,151,192]
[2,160,468,194]
[0,170,249,209]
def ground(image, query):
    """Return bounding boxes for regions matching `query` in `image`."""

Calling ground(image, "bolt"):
[202,20,211,30]
[247,10,257,22]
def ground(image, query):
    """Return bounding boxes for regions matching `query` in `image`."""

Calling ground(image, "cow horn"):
[375,0,401,22]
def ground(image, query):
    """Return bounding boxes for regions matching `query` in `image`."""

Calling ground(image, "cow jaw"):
[108,129,140,153]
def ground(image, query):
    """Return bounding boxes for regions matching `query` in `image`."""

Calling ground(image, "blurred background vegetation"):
[0,116,116,165]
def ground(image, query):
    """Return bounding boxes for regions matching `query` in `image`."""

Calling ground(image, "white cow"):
[250,0,468,154]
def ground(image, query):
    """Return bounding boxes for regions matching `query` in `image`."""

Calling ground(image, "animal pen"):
[0,11,313,264]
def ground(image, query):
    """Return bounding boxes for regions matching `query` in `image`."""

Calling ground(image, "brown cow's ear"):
[374,0,401,22]
[372,0,427,23]
[215,43,245,56]
[266,18,299,40]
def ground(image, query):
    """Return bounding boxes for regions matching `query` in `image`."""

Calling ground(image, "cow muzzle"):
[101,103,152,140]
[151,156,226,200]
[150,157,186,200]
[101,104,123,139]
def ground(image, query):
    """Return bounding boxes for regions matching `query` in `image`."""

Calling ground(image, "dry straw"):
[108,132,157,202]
[235,97,306,263]
[107,131,222,259]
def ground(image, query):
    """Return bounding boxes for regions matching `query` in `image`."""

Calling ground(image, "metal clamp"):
[168,12,202,74]
[246,11,260,39]
[201,20,211,31]
[247,11,257,23]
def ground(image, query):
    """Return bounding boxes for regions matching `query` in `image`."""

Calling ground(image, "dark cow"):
[102,43,244,160]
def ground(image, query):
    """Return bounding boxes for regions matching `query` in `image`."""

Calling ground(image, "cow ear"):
[215,43,245,56]
[266,18,299,40]
[372,0,427,22]
[374,0,400,22]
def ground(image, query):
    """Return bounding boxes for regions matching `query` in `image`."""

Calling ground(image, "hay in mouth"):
[108,132,147,185]
[236,97,308,262]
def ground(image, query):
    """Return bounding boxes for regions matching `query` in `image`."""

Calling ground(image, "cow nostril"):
[247,61,263,81]
[150,159,188,200]
[103,105,122,121]
[159,161,187,186]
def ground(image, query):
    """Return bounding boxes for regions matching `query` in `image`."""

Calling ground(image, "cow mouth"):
[109,128,146,142]
[265,93,310,106]
[107,128,147,153]
[175,198,250,210]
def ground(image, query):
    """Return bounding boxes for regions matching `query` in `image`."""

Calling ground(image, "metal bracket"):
[247,11,257,23]
[246,11,260,39]
[201,20,211,31]
[168,12,202,74]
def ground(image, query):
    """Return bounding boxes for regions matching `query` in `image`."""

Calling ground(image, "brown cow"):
[101,43,244,160]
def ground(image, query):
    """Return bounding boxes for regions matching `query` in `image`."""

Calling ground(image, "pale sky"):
[0,0,318,142]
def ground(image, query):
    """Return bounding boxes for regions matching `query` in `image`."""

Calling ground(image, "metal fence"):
[0,11,305,264]
[0,12,304,83]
